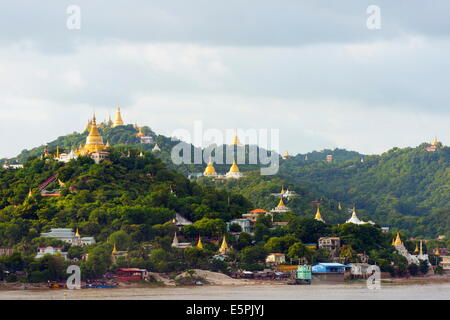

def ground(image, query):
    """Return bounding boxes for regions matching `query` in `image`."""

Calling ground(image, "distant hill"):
[2,125,448,238]
[279,143,450,238]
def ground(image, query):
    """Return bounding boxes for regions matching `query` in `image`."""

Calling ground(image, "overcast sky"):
[0,1,449,158]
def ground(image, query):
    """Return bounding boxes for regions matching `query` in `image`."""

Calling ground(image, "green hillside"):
[279,144,450,238]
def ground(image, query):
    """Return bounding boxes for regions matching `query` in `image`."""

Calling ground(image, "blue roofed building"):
[311,263,351,282]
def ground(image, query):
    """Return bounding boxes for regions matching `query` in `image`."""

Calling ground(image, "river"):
[0,283,449,300]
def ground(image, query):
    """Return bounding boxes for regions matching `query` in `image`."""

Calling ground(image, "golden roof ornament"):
[83,115,105,154]
[432,136,438,146]
[136,126,144,137]
[203,158,217,176]
[393,232,403,247]
[112,243,118,255]
[219,236,229,254]
[197,236,203,249]
[228,159,240,173]
[112,107,124,127]
[314,204,325,222]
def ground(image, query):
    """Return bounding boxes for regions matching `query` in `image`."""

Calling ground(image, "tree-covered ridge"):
[197,171,371,226]
[279,144,450,238]
[0,149,252,248]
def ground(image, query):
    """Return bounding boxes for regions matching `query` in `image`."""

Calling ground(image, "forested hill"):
[279,143,450,237]
[291,148,364,162]
[0,149,252,248]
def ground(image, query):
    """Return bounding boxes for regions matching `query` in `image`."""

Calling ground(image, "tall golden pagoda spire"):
[197,236,203,249]
[112,243,118,255]
[231,130,242,146]
[432,136,438,147]
[281,185,285,194]
[219,236,229,254]
[113,107,124,128]
[228,159,240,173]
[314,204,325,222]
[277,197,286,208]
[414,243,419,254]
[55,146,60,158]
[393,232,403,247]
[83,115,105,153]
[84,119,92,132]
[75,228,80,237]
[136,126,144,137]
[203,158,217,176]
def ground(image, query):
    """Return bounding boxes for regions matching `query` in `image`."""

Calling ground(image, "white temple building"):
[40,228,96,246]
[392,233,430,266]
[271,198,291,213]
[345,208,375,225]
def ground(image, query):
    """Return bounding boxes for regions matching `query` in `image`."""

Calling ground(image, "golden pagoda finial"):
[136,126,144,137]
[83,114,105,154]
[228,159,240,173]
[203,157,217,176]
[55,146,60,158]
[75,228,80,237]
[232,129,241,146]
[432,136,438,146]
[414,243,419,254]
[314,204,324,222]
[277,197,285,207]
[197,236,203,249]
[393,232,403,247]
[219,236,228,254]
[112,243,118,255]
[113,106,124,128]
[281,185,285,194]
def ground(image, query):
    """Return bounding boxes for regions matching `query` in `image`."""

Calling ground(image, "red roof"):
[250,209,268,214]
[116,268,145,272]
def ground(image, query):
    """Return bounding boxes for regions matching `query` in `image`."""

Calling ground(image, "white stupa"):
[346,207,375,225]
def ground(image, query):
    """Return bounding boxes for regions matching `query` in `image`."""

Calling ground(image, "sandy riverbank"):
[1,271,449,291]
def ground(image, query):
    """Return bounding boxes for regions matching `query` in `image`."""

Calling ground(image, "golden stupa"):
[136,126,144,137]
[393,232,403,247]
[197,236,203,249]
[228,159,240,173]
[112,107,124,128]
[203,158,217,176]
[314,204,324,222]
[81,115,105,154]
[277,197,286,208]
[231,130,242,146]
[219,236,229,254]
[432,136,438,147]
